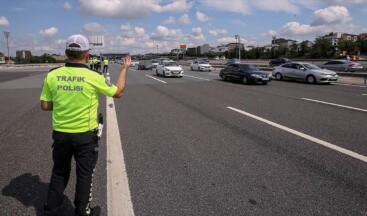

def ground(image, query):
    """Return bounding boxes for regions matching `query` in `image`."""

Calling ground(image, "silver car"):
[273,62,338,84]
[321,60,363,72]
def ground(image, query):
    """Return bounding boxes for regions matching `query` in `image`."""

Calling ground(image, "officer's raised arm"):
[113,55,131,98]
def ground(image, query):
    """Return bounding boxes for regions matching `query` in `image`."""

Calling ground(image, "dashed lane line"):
[301,98,367,113]
[182,74,211,81]
[106,96,135,216]
[145,74,167,83]
[227,106,367,163]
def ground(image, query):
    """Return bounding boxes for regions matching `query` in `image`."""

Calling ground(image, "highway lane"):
[0,64,366,215]
[110,64,367,215]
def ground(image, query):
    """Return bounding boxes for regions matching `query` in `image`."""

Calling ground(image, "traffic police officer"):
[103,58,109,73]
[40,34,131,216]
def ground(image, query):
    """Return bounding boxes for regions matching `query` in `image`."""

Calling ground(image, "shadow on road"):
[2,173,74,215]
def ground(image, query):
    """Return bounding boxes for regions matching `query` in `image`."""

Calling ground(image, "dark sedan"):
[219,63,271,85]
[138,63,152,70]
[269,58,291,67]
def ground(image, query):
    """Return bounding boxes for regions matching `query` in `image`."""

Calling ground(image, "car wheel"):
[221,74,227,81]
[156,69,159,76]
[275,73,283,80]
[190,66,193,71]
[242,76,248,85]
[162,71,166,77]
[306,75,316,84]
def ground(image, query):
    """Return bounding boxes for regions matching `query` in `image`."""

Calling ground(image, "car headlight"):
[251,74,261,78]
[165,68,170,72]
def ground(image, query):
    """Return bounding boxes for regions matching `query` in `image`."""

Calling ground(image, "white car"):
[156,61,184,77]
[220,56,226,60]
[150,60,160,69]
[190,60,212,71]
[130,61,140,67]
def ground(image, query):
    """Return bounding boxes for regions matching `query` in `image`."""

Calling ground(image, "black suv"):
[269,58,291,67]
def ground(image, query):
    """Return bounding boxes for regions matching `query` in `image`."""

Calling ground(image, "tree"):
[309,38,335,58]
[338,38,358,54]
[355,39,367,54]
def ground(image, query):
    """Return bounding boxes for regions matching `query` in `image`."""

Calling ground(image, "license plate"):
[262,78,269,81]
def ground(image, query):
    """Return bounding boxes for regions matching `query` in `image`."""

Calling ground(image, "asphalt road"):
[1,64,367,215]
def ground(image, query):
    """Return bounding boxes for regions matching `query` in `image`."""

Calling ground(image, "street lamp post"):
[156,44,159,57]
[4,31,10,63]
[235,35,241,61]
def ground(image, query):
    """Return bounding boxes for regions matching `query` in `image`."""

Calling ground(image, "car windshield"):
[239,64,259,71]
[302,63,320,69]
[198,61,207,64]
[164,62,179,66]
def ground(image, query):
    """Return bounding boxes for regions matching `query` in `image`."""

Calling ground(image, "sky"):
[0,0,367,56]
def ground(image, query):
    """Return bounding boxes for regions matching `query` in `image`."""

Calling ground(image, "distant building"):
[227,43,244,52]
[342,33,358,42]
[186,47,197,55]
[211,44,228,53]
[272,38,297,47]
[50,54,67,61]
[245,45,255,51]
[197,44,210,55]
[359,33,367,40]
[16,50,32,59]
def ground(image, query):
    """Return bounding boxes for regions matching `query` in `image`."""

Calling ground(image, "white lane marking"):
[301,98,367,113]
[336,83,366,88]
[362,94,367,96]
[145,74,167,83]
[227,106,367,163]
[208,73,219,76]
[182,74,210,81]
[107,97,135,216]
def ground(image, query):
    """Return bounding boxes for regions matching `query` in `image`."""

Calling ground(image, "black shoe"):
[75,206,101,216]
[44,204,65,216]
[89,206,101,216]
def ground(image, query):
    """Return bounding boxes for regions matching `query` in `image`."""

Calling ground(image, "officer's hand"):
[122,56,131,69]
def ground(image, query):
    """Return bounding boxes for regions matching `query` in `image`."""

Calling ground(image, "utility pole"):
[4,31,10,63]
[156,44,159,57]
[235,35,241,61]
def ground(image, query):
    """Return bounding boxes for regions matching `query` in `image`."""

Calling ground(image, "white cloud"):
[83,22,107,32]
[0,16,10,27]
[280,6,355,38]
[163,16,176,24]
[152,0,194,13]
[63,1,72,10]
[208,29,227,37]
[150,25,184,41]
[196,11,209,22]
[201,0,252,14]
[311,6,351,26]
[40,27,58,37]
[120,25,146,38]
[189,27,206,41]
[78,0,193,19]
[178,14,191,24]
[217,37,238,45]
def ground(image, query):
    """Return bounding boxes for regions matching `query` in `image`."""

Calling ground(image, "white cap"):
[65,34,90,51]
